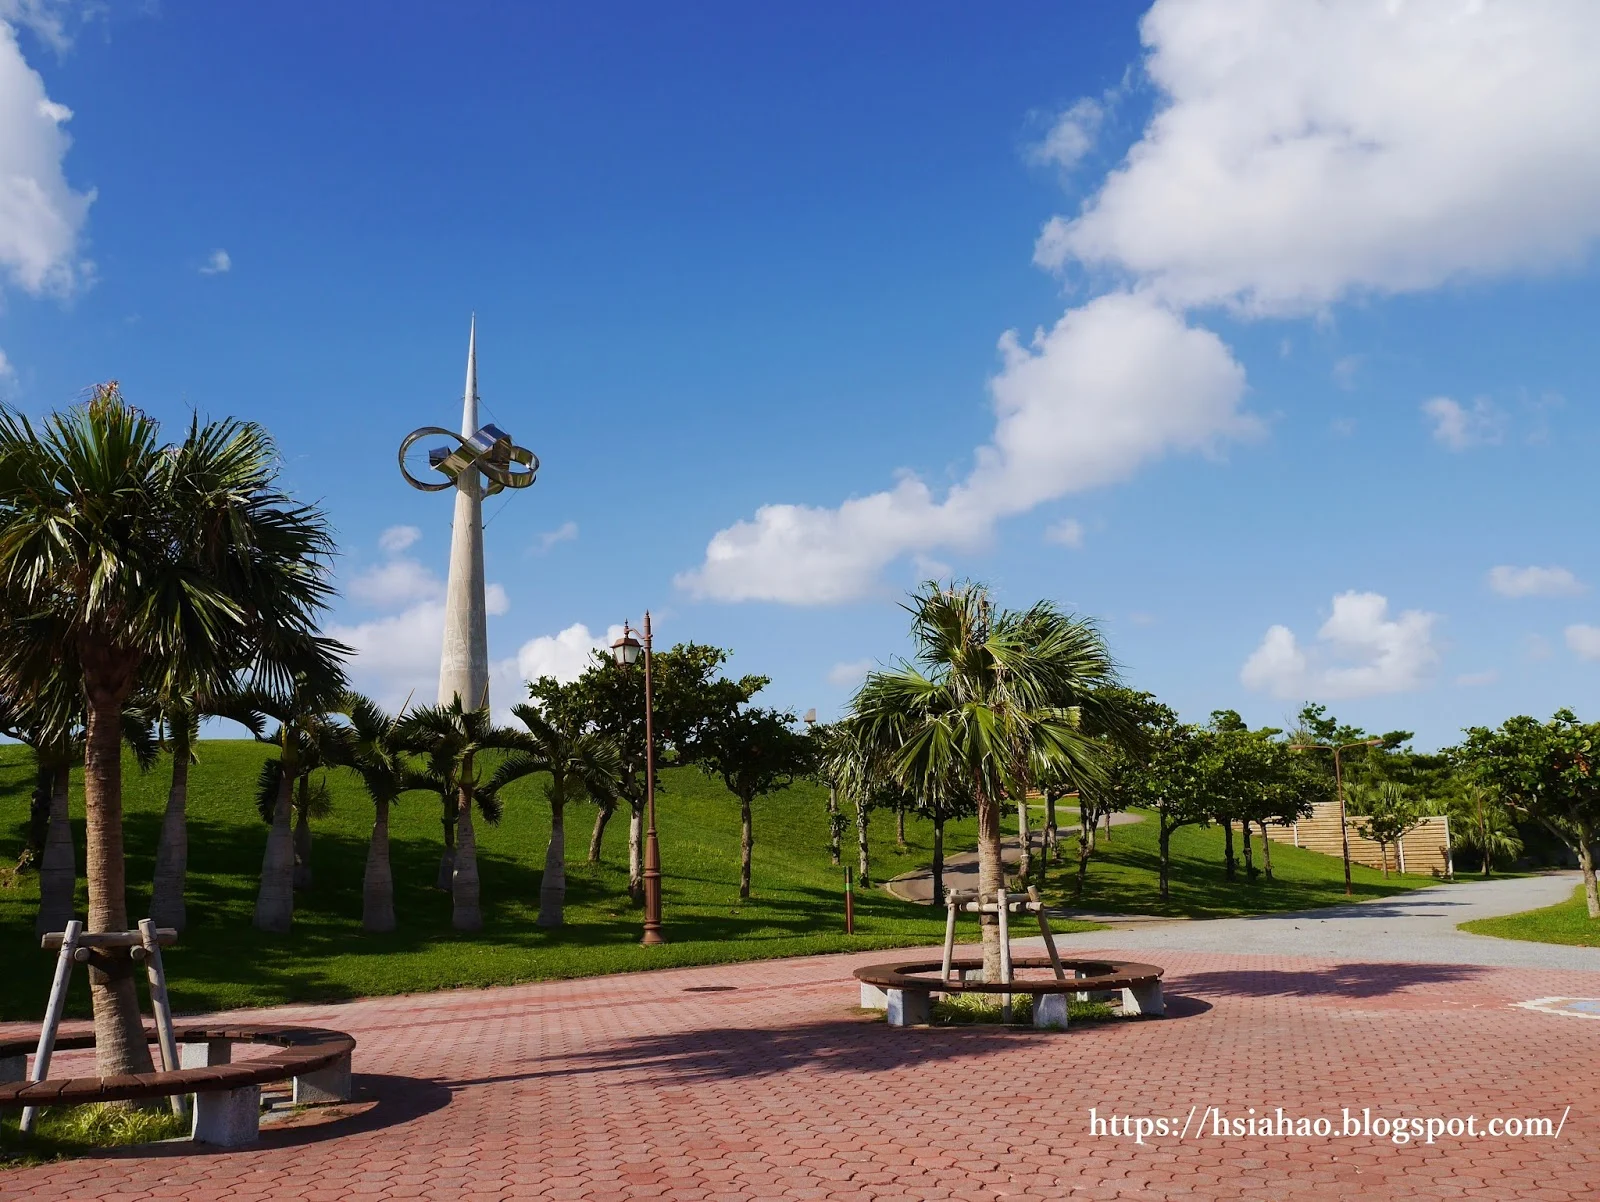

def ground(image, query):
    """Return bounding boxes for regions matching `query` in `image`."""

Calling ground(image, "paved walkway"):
[3,876,1597,1201]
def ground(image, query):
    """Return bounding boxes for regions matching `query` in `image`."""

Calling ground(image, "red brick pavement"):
[3,945,1597,1201]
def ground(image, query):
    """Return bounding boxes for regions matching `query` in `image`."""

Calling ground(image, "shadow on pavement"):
[1172,961,1483,1000]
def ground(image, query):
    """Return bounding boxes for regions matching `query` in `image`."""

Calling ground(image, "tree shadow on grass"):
[1172,961,1483,1001]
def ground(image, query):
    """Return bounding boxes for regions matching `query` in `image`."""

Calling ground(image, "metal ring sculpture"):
[398,423,539,496]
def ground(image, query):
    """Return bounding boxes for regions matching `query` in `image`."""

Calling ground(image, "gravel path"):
[1036,872,1599,971]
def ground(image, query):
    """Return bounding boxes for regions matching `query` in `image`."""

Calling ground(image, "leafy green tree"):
[849,582,1113,980]
[1133,716,1215,900]
[700,705,817,899]
[1348,781,1426,877]
[0,386,339,1077]
[1066,689,1164,898]
[804,719,849,866]
[1461,709,1600,917]
[492,687,623,927]
[399,698,515,930]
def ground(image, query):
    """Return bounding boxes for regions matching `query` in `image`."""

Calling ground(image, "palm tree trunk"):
[587,800,612,863]
[1381,843,1390,878]
[149,753,189,931]
[363,798,395,933]
[82,683,155,1079]
[36,764,75,939]
[856,794,871,888]
[1016,795,1031,885]
[538,793,567,927]
[739,793,754,900]
[292,779,313,891]
[452,770,483,931]
[931,813,944,905]
[827,785,841,865]
[976,785,1004,982]
[254,764,295,933]
[1045,791,1059,863]
[436,811,456,891]
[627,802,644,903]
[895,805,906,851]
[1260,820,1274,880]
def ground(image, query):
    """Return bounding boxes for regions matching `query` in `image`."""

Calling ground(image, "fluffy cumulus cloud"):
[1565,625,1600,662]
[0,9,94,297]
[199,249,231,275]
[1241,591,1440,700]
[683,1,1600,606]
[679,293,1249,603]
[1423,397,1504,451]
[378,524,421,554]
[1036,0,1600,315]
[501,623,624,688]
[1487,565,1586,599]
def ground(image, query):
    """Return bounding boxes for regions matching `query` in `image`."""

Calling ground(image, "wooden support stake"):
[22,919,81,1134]
[996,888,1013,1022]
[941,893,958,980]
[139,919,185,1119]
[1027,886,1066,980]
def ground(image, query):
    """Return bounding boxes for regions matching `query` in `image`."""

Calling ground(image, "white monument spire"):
[438,315,489,709]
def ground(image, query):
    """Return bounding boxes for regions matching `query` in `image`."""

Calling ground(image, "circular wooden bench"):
[854,957,1165,1029]
[0,1024,357,1147]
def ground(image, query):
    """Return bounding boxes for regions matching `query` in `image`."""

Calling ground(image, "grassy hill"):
[1459,885,1600,947]
[0,741,1034,1020]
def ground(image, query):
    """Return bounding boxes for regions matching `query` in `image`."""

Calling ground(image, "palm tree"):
[341,692,425,933]
[399,698,514,931]
[1448,784,1523,878]
[848,582,1114,981]
[248,671,348,932]
[490,701,622,927]
[0,388,340,1077]
[149,691,264,931]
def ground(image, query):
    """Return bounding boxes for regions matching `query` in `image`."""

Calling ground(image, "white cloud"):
[1487,565,1586,599]
[199,248,231,275]
[347,557,443,608]
[1423,396,1504,450]
[534,520,578,553]
[484,582,509,616]
[1241,591,1440,700]
[679,292,1250,603]
[1029,98,1103,171]
[505,623,623,687]
[827,659,875,688]
[1036,0,1600,315]
[0,2,82,53]
[328,599,448,711]
[0,348,12,381]
[0,15,94,296]
[1044,517,1085,549]
[1565,625,1600,662]
[1455,670,1498,687]
[378,524,421,554]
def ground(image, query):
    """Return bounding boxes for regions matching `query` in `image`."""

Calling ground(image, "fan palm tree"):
[1448,784,1524,878]
[848,582,1115,981]
[490,701,622,927]
[399,698,514,931]
[0,387,340,1077]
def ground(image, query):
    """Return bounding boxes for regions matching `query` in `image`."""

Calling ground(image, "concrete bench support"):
[179,1039,233,1068]
[859,982,887,1011]
[1121,979,1165,1017]
[886,988,931,1028]
[293,1051,352,1104]
[191,1084,260,1148]
[1032,993,1070,1031]
[0,1055,24,1083]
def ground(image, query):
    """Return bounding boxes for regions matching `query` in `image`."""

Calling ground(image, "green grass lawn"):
[1459,884,1600,947]
[0,741,1102,1021]
[1038,808,1438,918]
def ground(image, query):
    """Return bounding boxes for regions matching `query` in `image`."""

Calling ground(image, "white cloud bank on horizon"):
[1487,565,1586,599]
[679,0,1600,606]
[0,10,95,298]
[1241,591,1440,700]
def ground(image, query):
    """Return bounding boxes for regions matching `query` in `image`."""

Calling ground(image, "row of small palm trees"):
[831,581,1125,983]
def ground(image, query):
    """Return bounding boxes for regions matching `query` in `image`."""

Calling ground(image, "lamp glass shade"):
[612,634,643,667]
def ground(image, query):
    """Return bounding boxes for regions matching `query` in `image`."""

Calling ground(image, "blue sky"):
[2,1,1598,749]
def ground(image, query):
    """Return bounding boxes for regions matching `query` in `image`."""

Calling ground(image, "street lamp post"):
[613,614,664,945]
[1290,737,1383,896]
